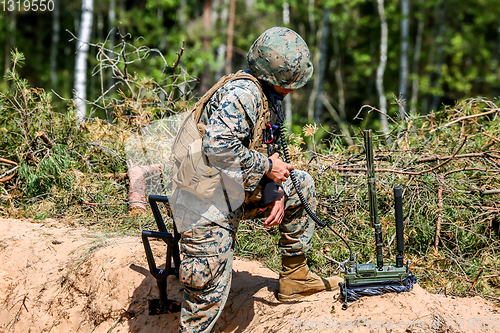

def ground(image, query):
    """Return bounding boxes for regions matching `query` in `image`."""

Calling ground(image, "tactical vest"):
[171,70,271,201]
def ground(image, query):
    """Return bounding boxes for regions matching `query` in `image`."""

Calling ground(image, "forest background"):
[2,0,500,130]
[1,0,500,306]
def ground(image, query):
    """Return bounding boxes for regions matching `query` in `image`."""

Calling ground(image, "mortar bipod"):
[142,194,181,315]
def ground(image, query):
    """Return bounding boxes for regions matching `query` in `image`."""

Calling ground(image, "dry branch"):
[7,294,28,333]
[321,136,468,176]
[482,132,500,144]
[416,152,499,163]
[0,165,19,182]
[469,266,485,291]
[0,157,17,166]
[431,108,499,132]
[443,167,500,176]
[172,40,185,70]
[35,131,55,147]
[480,189,500,195]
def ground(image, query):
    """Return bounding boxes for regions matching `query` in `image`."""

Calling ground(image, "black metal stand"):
[142,194,181,315]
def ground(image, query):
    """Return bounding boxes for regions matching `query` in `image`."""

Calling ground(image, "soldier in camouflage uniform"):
[172,27,343,333]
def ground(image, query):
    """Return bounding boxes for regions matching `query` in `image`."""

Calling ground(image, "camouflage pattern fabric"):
[178,170,316,333]
[173,78,269,234]
[178,222,234,333]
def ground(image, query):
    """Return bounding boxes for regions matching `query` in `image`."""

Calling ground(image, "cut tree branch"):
[0,165,19,182]
[431,108,499,132]
[469,266,485,291]
[416,152,499,163]
[321,136,468,176]
[36,131,55,147]
[172,40,185,70]
[0,158,18,166]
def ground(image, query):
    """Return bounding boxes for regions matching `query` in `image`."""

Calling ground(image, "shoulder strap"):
[192,70,251,123]
[191,71,269,153]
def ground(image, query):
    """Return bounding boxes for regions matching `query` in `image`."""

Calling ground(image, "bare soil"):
[0,218,499,333]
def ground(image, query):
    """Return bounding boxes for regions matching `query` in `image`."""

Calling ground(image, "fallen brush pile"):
[290,98,500,303]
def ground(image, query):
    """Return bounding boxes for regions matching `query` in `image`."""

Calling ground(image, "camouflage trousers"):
[178,170,317,333]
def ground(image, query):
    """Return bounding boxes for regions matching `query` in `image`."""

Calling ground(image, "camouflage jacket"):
[173,77,273,233]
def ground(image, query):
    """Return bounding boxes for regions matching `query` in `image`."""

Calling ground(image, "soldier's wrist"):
[266,158,273,175]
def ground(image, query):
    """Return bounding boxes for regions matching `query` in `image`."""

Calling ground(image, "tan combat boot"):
[278,255,343,302]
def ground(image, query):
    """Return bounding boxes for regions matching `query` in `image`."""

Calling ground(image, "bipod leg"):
[142,230,181,315]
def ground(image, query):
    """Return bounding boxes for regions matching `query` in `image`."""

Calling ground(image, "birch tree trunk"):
[282,0,290,26]
[333,30,346,122]
[307,6,329,125]
[225,0,235,75]
[74,0,94,124]
[313,6,330,123]
[50,0,60,90]
[376,0,389,136]
[398,0,409,120]
[308,0,316,32]
[214,0,227,78]
[410,4,424,116]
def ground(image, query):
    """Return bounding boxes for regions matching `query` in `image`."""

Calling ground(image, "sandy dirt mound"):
[0,218,498,333]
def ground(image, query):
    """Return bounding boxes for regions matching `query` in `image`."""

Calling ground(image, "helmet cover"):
[247,27,313,90]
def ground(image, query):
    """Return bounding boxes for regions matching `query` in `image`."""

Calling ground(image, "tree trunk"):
[225,0,235,75]
[307,6,329,125]
[313,6,330,123]
[398,0,409,120]
[50,0,60,91]
[307,35,319,124]
[321,94,354,146]
[282,0,290,25]
[308,0,316,32]
[492,25,500,98]
[332,28,346,122]
[410,2,424,116]
[429,2,446,113]
[376,0,389,136]
[200,0,213,94]
[74,0,94,124]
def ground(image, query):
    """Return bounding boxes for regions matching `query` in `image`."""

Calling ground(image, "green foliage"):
[0,46,194,220]
[18,145,75,198]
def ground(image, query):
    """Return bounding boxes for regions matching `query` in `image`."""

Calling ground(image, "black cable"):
[272,99,354,262]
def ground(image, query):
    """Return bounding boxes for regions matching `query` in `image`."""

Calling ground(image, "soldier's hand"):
[263,187,285,228]
[267,153,294,184]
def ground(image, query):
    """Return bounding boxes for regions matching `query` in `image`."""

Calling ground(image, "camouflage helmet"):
[247,27,313,90]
